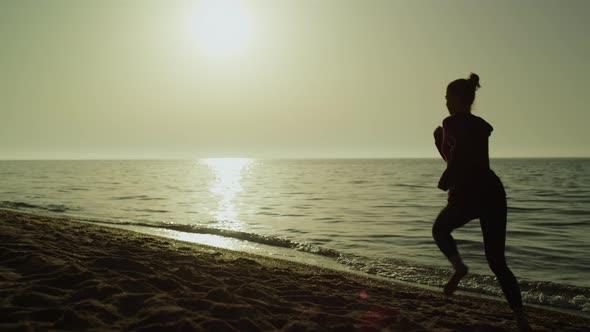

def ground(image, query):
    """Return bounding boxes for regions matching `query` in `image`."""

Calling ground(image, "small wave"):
[135,209,170,213]
[366,234,398,239]
[293,205,312,210]
[538,220,588,227]
[335,255,590,314]
[396,183,431,189]
[559,209,590,216]
[508,206,550,212]
[53,187,90,193]
[86,219,341,258]
[111,195,165,201]
[520,281,590,313]
[45,204,70,212]
[256,211,280,216]
[65,187,90,191]
[313,217,338,221]
[165,224,340,257]
[0,201,71,213]
[1,201,38,209]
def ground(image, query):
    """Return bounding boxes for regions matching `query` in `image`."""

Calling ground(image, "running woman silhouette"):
[433,73,532,331]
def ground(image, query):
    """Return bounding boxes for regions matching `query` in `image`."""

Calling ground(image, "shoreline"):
[1,209,589,331]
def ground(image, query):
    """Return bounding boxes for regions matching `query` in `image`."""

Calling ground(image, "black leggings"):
[432,193,523,311]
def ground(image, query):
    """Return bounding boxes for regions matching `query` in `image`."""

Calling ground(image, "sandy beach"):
[1,209,588,331]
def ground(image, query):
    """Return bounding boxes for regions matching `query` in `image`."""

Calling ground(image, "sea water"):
[1,158,589,314]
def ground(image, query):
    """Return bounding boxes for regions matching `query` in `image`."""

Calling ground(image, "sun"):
[192,0,255,58]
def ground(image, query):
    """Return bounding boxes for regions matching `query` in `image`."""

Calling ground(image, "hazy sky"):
[1,0,588,159]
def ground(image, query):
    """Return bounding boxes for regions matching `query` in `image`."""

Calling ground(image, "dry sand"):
[1,209,589,331]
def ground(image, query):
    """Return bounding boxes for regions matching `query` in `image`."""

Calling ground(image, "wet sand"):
[1,209,588,331]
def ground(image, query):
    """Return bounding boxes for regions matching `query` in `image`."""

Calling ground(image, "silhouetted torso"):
[438,112,495,193]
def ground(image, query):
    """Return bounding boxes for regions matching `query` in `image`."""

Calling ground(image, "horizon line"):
[1,156,589,161]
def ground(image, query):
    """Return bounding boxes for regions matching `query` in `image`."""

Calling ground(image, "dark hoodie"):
[438,112,494,192]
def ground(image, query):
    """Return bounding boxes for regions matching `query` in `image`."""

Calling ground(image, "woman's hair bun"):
[469,73,481,90]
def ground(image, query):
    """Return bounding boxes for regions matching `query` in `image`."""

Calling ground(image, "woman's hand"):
[434,126,447,161]
[434,126,443,145]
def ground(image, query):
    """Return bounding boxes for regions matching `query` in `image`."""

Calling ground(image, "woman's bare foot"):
[443,264,468,296]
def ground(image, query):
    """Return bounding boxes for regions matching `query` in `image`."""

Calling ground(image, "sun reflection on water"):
[202,158,253,230]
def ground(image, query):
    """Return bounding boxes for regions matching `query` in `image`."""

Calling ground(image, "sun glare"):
[203,158,253,230]
[192,0,255,58]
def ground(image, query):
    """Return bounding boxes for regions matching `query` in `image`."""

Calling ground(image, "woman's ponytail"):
[468,73,481,91]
